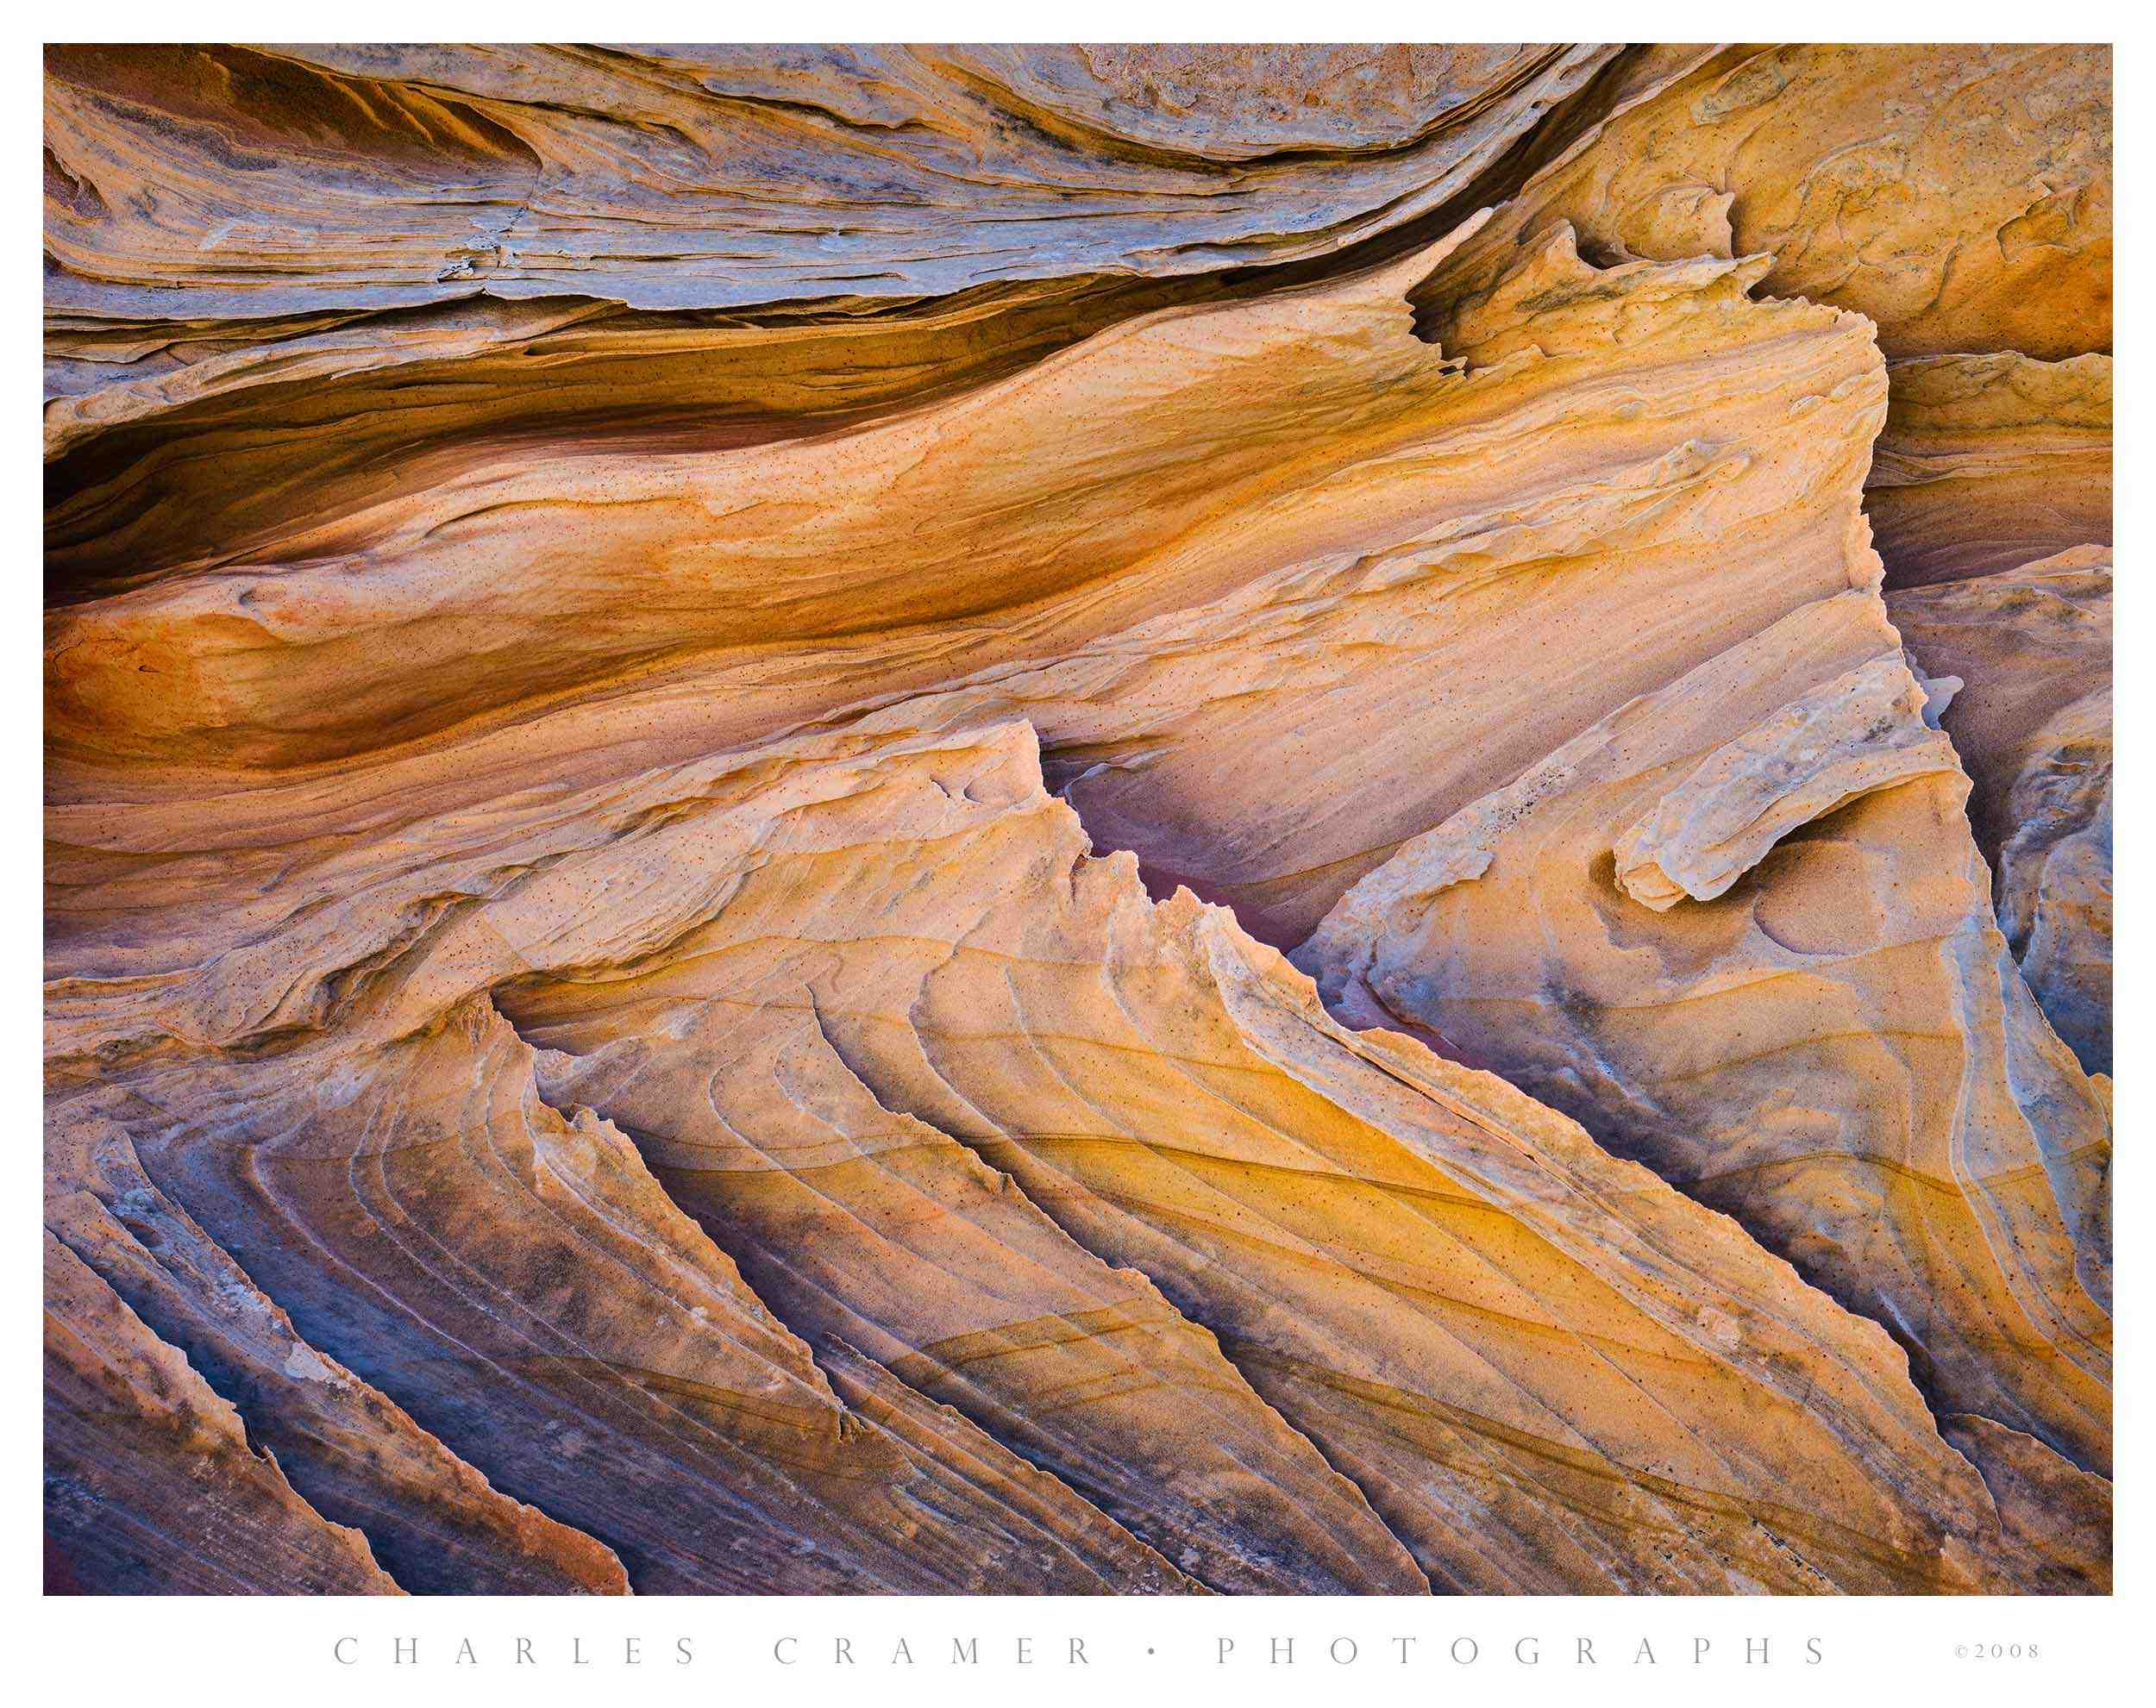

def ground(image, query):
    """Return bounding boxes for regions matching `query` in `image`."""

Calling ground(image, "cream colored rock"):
[475,722,2077,1592]
[1299,591,2111,1473]
[1608,654,1962,910]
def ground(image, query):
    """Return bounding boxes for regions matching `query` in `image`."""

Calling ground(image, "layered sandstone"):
[1297,592,2110,1473]
[1867,356,2112,590]
[44,1232,400,1596]
[43,41,1623,594]
[46,42,2112,1596]
[1413,42,2112,362]
[46,43,1619,321]
[44,714,2091,1594]
[47,224,1893,960]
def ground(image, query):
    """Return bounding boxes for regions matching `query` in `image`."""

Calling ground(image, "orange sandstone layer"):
[50,225,1891,961]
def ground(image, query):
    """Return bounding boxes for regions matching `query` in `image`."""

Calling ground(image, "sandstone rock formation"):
[43,41,1623,591]
[43,1231,401,1596]
[1297,592,2111,1475]
[1413,42,2111,362]
[46,1128,632,1596]
[1889,549,2114,1074]
[46,43,1620,320]
[1866,355,2112,590]
[45,42,2111,1595]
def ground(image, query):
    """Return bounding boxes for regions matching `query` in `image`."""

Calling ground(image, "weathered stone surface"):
[1298,591,2111,1473]
[51,713,2079,1593]
[485,722,2083,1592]
[45,1231,401,1596]
[48,223,1890,967]
[1940,1413,2113,1595]
[1890,549,2113,1073]
[1417,43,2112,362]
[45,43,1617,322]
[47,1010,1210,1595]
[45,42,1651,598]
[47,1111,632,1595]
[1607,651,1963,911]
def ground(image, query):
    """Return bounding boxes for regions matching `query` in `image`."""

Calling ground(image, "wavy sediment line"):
[45,1111,632,1595]
[493,797,1434,1593]
[49,1000,1211,1593]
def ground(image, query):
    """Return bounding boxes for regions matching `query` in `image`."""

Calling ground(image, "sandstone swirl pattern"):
[44,43,2111,1594]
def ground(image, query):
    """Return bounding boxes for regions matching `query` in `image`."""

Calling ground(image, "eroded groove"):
[44,1124,632,1595]
[44,1230,404,1596]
